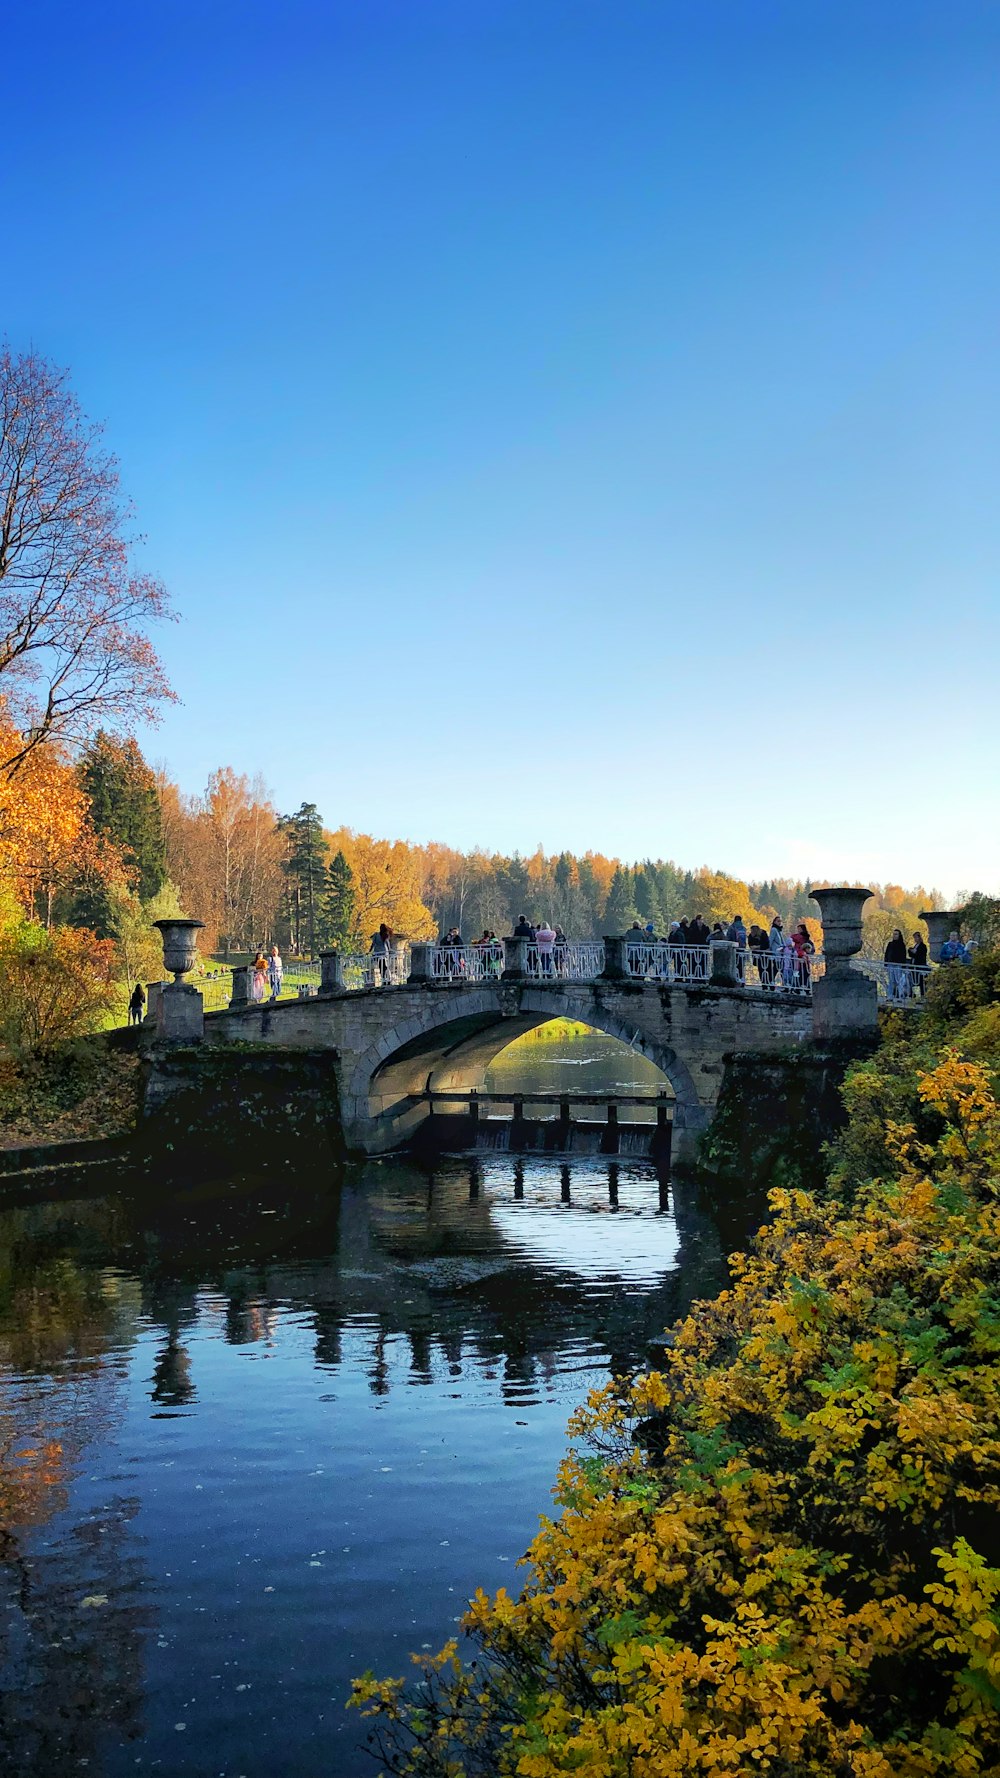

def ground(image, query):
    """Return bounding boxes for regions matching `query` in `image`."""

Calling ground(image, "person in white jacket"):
[534,921,556,977]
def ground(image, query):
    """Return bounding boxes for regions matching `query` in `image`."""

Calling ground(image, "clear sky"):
[5,0,998,899]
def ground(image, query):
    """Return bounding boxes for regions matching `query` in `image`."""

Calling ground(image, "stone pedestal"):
[810,886,877,1040]
[408,943,435,983]
[811,969,877,1041]
[920,910,962,964]
[156,981,205,1044]
[229,965,250,1007]
[502,937,530,980]
[144,980,164,1025]
[319,950,344,993]
[710,939,738,986]
[601,936,627,981]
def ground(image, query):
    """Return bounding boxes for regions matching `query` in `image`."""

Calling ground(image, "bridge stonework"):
[204,977,814,1163]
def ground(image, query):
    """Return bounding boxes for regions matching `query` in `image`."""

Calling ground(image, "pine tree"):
[323,850,356,949]
[603,865,639,933]
[279,804,328,956]
[78,733,167,902]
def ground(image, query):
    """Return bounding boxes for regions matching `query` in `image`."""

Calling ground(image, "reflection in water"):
[0,1150,730,1777]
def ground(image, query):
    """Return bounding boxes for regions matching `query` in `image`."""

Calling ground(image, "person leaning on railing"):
[884,928,909,1000]
[908,930,929,996]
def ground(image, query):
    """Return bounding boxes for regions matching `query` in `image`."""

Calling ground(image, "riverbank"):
[0,1030,144,1150]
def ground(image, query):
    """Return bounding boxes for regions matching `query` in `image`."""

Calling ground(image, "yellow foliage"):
[352,1053,1000,1775]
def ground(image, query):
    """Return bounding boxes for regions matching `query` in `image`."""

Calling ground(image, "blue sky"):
[5,0,998,899]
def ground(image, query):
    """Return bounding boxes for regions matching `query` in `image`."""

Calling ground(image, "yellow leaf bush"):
[352,1026,1000,1775]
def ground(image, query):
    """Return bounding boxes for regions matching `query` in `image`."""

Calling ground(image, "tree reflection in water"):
[0,1152,733,1775]
[0,1205,151,1770]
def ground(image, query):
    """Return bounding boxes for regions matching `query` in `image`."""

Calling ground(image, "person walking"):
[370,923,392,986]
[267,944,283,1002]
[128,982,146,1025]
[884,928,909,1000]
[250,951,268,1003]
[908,930,929,996]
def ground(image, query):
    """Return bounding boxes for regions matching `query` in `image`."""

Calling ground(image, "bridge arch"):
[347,988,702,1153]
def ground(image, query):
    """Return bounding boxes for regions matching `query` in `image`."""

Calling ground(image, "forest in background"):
[0,710,949,1006]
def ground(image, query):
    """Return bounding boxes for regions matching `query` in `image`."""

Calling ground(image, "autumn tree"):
[0,708,120,927]
[325,827,436,943]
[157,768,285,954]
[0,346,174,777]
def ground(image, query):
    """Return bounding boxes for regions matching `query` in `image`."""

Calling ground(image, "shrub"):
[352,1049,1000,1776]
[0,924,118,1056]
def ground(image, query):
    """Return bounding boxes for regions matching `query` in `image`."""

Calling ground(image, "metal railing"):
[433,944,504,981]
[856,959,931,1003]
[624,942,711,982]
[523,941,606,981]
[191,943,934,1010]
[341,947,411,990]
[735,948,824,994]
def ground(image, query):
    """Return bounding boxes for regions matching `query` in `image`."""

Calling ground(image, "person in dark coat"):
[884,928,909,1000]
[908,930,929,997]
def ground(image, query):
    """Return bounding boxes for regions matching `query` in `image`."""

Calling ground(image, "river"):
[0,1027,739,1776]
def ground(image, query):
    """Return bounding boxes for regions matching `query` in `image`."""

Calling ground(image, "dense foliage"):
[351,965,1000,1776]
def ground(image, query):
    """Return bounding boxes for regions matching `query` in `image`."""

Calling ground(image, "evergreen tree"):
[78,732,167,902]
[323,850,356,948]
[603,865,639,933]
[279,804,328,956]
[69,732,168,935]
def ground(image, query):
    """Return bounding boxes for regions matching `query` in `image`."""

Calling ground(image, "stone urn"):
[920,909,963,964]
[153,918,205,982]
[809,886,872,969]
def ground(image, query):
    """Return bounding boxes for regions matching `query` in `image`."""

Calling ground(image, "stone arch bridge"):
[201,971,811,1162]
[150,891,948,1163]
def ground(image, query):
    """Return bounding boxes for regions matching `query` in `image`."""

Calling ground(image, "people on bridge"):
[535,919,557,975]
[759,917,783,989]
[268,944,283,1001]
[512,915,534,939]
[792,921,815,987]
[727,915,748,948]
[748,923,770,985]
[884,928,909,1000]
[251,951,268,1003]
[940,930,970,965]
[128,981,146,1025]
[908,931,929,996]
[370,924,393,986]
[554,925,568,974]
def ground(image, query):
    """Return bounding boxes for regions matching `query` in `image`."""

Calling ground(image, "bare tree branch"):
[0,344,176,777]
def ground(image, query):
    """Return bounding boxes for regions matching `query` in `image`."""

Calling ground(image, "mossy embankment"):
[0,1028,144,1150]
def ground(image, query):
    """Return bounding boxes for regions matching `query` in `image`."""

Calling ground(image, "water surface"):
[0,1141,728,1776]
